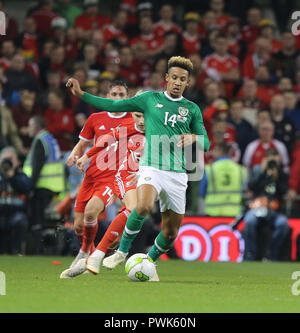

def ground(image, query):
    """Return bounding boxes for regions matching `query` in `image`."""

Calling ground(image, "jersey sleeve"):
[191,104,210,152]
[81,91,152,114]
[79,114,95,142]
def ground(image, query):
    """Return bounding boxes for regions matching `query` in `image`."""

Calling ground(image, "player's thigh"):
[161,210,184,240]
[74,212,84,233]
[121,189,137,211]
[84,196,105,221]
[136,184,158,215]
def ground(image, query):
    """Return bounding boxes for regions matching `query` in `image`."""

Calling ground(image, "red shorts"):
[114,170,136,200]
[74,176,116,213]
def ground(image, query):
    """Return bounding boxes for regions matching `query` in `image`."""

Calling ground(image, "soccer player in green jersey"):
[66,56,210,280]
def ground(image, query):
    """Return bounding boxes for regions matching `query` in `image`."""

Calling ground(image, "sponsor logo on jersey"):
[155,103,164,108]
[99,125,106,130]
[178,107,189,117]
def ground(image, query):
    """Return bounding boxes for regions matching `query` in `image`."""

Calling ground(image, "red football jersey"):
[79,111,132,180]
[182,32,201,57]
[86,117,145,174]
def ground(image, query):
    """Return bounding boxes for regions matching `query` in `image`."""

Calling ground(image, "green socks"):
[119,208,146,253]
[148,231,175,262]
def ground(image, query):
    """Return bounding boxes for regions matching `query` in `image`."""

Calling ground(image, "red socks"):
[80,219,98,253]
[96,209,131,253]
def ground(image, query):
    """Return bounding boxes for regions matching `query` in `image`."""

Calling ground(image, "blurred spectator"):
[198,10,218,39]
[200,80,222,109]
[225,18,247,61]
[200,142,247,217]
[241,7,261,44]
[38,68,71,109]
[0,0,19,41]
[143,71,164,92]
[97,71,115,97]
[242,37,272,80]
[130,16,164,58]
[11,89,42,150]
[0,146,30,254]
[15,17,42,62]
[253,19,282,54]
[74,0,110,41]
[157,30,183,59]
[119,45,140,87]
[209,0,231,32]
[0,39,16,70]
[54,0,83,28]
[227,98,257,159]
[269,94,296,153]
[44,89,75,152]
[90,29,105,65]
[182,12,201,57]
[243,120,289,173]
[189,53,208,91]
[203,34,240,98]
[82,42,103,79]
[102,9,128,46]
[283,90,300,132]
[243,149,290,261]
[131,40,152,83]
[273,31,299,77]
[0,83,25,155]
[277,76,293,94]
[3,53,38,105]
[205,118,240,164]
[29,0,58,39]
[200,26,221,58]
[153,3,182,39]
[23,115,64,254]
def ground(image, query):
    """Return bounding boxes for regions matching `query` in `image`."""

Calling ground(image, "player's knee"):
[162,226,179,241]
[84,210,98,223]
[136,202,154,216]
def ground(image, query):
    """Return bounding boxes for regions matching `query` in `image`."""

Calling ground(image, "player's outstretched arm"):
[66,78,146,113]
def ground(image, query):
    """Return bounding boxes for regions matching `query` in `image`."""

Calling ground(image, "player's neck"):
[164,90,183,101]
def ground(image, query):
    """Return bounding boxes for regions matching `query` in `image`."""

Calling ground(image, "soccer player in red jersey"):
[64,112,145,276]
[60,81,133,278]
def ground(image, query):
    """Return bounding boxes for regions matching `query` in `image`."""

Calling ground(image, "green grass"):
[0,255,300,313]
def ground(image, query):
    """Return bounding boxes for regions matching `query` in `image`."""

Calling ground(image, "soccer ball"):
[125,253,155,282]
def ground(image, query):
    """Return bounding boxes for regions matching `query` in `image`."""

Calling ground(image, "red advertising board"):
[169,217,300,262]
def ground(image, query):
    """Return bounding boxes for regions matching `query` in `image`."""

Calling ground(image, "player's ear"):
[165,72,169,82]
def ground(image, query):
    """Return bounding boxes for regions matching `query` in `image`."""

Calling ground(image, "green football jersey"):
[82,90,210,172]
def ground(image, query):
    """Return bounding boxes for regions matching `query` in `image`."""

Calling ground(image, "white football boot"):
[60,258,87,279]
[102,250,127,269]
[69,250,89,268]
[86,250,105,274]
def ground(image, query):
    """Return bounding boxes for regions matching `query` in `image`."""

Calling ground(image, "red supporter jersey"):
[130,33,164,51]
[74,13,110,31]
[153,21,182,39]
[182,32,201,57]
[79,111,132,180]
[102,24,128,45]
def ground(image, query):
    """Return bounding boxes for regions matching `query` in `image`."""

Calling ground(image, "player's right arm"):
[66,78,148,113]
[66,139,90,167]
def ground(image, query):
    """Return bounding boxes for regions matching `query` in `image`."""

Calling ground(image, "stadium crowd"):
[0,0,300,259]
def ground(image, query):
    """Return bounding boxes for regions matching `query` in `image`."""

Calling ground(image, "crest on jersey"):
[178,107,189,117]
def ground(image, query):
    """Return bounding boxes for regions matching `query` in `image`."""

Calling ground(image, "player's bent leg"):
[102,185,157,269]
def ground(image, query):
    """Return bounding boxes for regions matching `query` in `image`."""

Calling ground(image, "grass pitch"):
[0,255,300,313]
